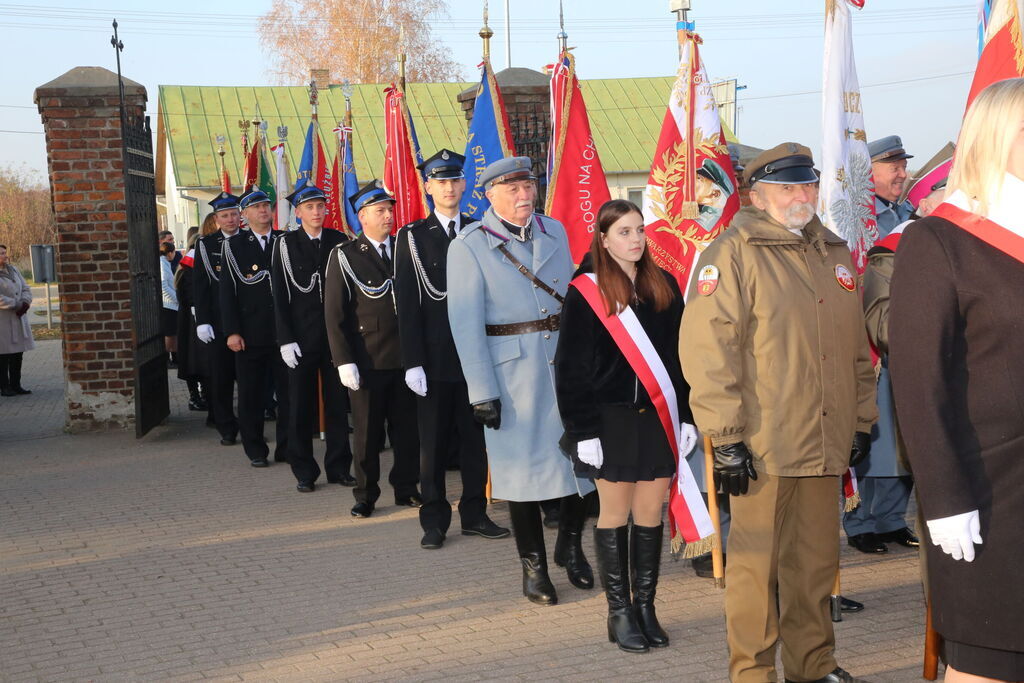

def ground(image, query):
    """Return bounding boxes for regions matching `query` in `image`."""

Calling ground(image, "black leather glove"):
[849,431,871,468]
[472,399,502,430]
[713,442,758,496]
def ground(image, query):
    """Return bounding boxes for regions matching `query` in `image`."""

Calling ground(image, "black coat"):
[324,233,402,371]
[393,213,470,382]
[174,261,206,379]
[219,229,283,348]
[192,230,234,334]
[890,215,1024,652]
[554,265,692,443]
[271,227,349,355]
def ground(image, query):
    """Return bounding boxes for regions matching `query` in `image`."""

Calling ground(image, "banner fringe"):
[670,533,717,560]
[844,491,861,512]
[678,201,699,220]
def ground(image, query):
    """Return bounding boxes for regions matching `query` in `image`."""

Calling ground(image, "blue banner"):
[294,121,316,192]
[342,128,362,234]
[460,62,511,220]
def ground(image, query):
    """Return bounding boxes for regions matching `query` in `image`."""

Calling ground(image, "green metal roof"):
[157,77,737,190]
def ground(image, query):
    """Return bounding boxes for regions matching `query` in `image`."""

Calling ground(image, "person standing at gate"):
[193,193,242,446]
[394,149,510,549]
[270,182,355,493]
[0,244,35,397]
[219,187,289,468]
[325,180,421,518]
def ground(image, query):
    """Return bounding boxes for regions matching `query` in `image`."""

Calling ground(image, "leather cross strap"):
[485,314,561,336]
[496,243,565,303]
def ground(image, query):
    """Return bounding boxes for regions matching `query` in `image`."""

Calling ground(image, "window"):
[627,188,644,208]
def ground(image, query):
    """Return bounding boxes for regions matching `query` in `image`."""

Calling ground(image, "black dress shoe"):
[880,527,920,548]
[13,387,31,395]
[847,532,887,554]
[395,494,423,508]
[840,596,864,613]
[461,517,511,539]
[220,436,237,446]
[421,528,445,549]
[692,552,727,578]
[0,388,16,397]
[250,458,269,468]
[327,474,356,486]
[785,666,859,683]
[296,481,315,493]
[351,502,374,518]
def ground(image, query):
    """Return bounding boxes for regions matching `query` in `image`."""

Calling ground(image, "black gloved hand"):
[472,399,502,430]
[713,441,758,496]
[849,431,871,468]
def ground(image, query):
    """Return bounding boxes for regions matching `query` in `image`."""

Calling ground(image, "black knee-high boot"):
[508,501,557,605]
[594,525,648,653]
[553,493,594,589]
[631,523,669,647]
[8,352,29,394]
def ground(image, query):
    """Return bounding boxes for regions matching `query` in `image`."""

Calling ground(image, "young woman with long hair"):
[554,199,695,653]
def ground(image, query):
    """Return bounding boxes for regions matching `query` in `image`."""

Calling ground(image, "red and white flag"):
[642,25,739,295]
[967,0,1024,110]
[383,85,429,232]
[546,51,612,263]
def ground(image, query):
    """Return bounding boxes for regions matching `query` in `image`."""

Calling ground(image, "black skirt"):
[943,639,1024,680]
[594,404,676,483]
[161,307,178,337]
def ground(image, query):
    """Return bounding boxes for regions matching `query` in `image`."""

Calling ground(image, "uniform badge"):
[359,243,369,252]
[834,264,856,292]
[697,265,719,296]
[215,265,221,271]
[252,264,259,272]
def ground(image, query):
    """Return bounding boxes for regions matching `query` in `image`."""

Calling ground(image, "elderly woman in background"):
[890,77,1024,683]
[0,244,36,396]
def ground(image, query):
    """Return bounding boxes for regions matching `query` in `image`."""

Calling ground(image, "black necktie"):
[379,242,392,271]
[259,235,268,251]
[447,219,456,241]
[311,237,320,253]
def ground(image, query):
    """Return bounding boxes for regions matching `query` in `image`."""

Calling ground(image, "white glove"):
[338,363,361,391]
[196,324,215,344]
[679,422,698,459]
[279,342,302,369]
[577,437,604,468]
[405,366,427,397]
[926,509,982,562]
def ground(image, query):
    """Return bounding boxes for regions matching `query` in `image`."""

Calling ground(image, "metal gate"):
[510,112,550,209]
[122,113,169,436]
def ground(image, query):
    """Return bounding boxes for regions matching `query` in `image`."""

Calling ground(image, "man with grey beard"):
[680,143,877,683]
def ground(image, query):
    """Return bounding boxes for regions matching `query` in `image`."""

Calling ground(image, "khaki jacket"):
[680,207,877,476]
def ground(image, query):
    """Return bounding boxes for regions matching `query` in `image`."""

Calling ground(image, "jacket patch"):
[697,265,719,296]
[835,264,856,292]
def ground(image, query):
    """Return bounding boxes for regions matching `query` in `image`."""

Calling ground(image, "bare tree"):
[0,165,56,273]
[258,0,463,85]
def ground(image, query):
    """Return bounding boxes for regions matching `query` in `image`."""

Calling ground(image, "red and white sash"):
[571,274,715,556]
[931,203,1024,264]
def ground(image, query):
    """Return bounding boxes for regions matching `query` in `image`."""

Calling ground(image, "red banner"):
[967,1,1024,110]
[383,86,429,232]
[546,51,612,264]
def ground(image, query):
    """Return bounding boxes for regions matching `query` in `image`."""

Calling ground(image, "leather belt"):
[486,314,561,336]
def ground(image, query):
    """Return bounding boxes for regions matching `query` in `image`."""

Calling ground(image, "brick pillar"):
[34,66,147,432]
[458,67,551,204]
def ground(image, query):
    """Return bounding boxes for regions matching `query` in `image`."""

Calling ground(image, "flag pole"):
[398,26,407,93]
[703,435,725,589]
[481,1,493,61]
[557,0,567,52]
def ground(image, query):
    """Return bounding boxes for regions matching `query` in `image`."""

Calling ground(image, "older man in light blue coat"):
[448,156,595,607]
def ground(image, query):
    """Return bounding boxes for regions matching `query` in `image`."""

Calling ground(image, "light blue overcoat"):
[447,208,595,502]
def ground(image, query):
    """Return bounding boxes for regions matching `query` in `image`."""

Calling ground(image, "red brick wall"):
[35,74,146,431]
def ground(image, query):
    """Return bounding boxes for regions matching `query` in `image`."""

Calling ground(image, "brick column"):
[34,67,146,432]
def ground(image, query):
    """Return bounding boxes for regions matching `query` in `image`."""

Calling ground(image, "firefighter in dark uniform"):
[394,149,511,549]
[193,192,241,446]
[324,180,421,519]
[219,186,289,467]
[270,182,355,492]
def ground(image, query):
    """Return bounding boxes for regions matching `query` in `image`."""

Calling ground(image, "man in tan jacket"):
[680,143,877,683]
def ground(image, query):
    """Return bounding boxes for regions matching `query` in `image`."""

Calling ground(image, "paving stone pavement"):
[1,340,934,681]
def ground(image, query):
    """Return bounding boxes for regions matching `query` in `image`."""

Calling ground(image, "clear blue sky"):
[1,1,977,181]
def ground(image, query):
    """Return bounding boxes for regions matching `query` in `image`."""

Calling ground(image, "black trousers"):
[286,348,352,484]
[234,345,289,462]
[207,340,238,440]
[350,368,420,505]
[0,352,24,390]
[417,379,487,533]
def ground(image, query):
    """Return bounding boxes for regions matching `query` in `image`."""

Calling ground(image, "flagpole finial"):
[342,79,354,127]
[277,125,288,143]
[398,26,407,92]
[558,0,568,51]
[480,1,494,61]
[308,80,319,120]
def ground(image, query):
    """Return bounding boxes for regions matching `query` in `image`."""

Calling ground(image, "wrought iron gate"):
[122,113,169,436]
[510,112,550,208]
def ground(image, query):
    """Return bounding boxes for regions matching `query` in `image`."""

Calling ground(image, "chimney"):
[309,68,330,85]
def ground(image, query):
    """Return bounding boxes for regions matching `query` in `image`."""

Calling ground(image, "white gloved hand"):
[926,509,982,562]
[279,342,302,369]
[338,363,361,391]
[679,422,698,459]
[405,366,427,397]
[196,324,215,344]
[577,437,604,468]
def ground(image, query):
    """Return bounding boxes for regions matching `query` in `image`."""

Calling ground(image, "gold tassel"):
[681,533,716,560]
[678,201,700,220]
[844,491,862,512]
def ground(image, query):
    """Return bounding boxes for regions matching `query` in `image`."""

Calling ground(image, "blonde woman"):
[890,77,1024,683]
